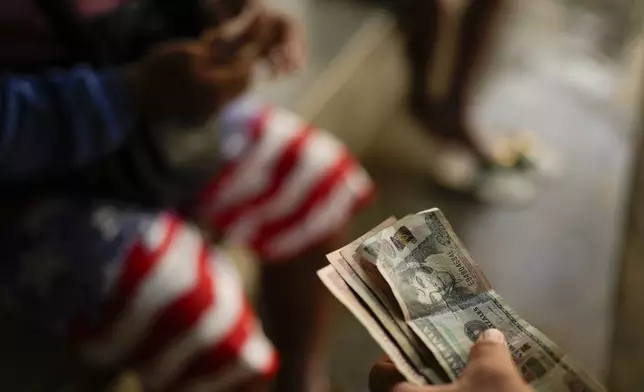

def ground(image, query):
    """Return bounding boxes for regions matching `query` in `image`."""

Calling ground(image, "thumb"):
[463,329,526,389]
[468,328,511,363]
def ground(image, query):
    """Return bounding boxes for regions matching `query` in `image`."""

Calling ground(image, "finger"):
[280,19,306,71]
[267,43,303,77]
[265,14,300,50]
[369,355,407,392]
[465,329,526,388]
[281,41,303,72]
[208,0,262,42]
[291,41,307,68]
[267,49,287,78]
[468,328,510,364]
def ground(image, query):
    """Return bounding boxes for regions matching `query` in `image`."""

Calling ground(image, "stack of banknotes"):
[318,208,606,391]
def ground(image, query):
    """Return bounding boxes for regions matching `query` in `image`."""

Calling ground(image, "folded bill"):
[317,265,425,385]
[322,208,606,392]
[326,218,447,384]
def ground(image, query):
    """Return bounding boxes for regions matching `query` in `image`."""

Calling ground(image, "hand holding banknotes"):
[319,209,606,391]
[370,329,533,392]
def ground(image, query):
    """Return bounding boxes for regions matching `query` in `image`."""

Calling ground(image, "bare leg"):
[447,0,506,158]
[260,234,346,392]
[396,0,444,137]
[397,0,505,163]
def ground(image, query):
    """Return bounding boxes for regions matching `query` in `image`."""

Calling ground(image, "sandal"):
[490,132,563,182]
[427,141,537,207]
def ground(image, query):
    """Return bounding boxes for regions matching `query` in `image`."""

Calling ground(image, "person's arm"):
[0,65,137,181]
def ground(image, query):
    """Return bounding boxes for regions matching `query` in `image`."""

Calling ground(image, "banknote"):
[326,220,447,384]
[359,209,491,322]
[358,208,606,391]
[317,265,426,385]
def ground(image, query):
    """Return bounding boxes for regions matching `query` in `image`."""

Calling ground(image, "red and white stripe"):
[67,102,373,390]
[197,105,375,261]
[74,214,276,391]
[177,329,278,392]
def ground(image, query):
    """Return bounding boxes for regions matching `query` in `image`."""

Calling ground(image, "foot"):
[467,132,565,206]
[409,95,544,206]
[489,132,563,181]
[427,145,536,206]
[409,94,494,165]
[475,167,537,206]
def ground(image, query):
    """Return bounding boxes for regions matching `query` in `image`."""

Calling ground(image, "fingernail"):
[479,328,506,344]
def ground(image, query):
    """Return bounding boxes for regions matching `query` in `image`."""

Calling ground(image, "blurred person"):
[369,329,533,392]
[373,0,548,203]
[0,1,374,391]
[396,0,505,164]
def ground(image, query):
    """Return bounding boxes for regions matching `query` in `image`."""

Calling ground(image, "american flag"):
[1,98,374,391]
